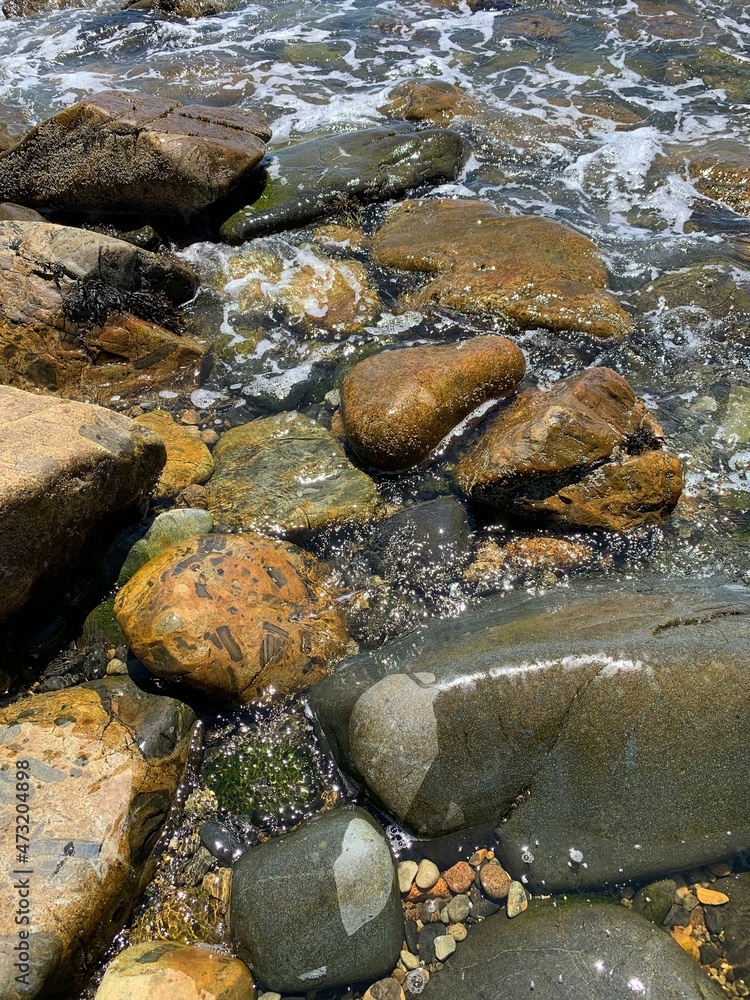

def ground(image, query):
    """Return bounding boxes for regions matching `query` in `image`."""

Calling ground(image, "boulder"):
[380,81,480,126]
[0,385,165,621]
[0,676,196,999]
[95,941,255,1000]
[340,336,526,471]
[230,806,403,992]
[0,221,202,402]
[114,532,349,704]
[455,367,683,531]
[135,411,214,499]
[113,507,214,585]
[206,412,379,539]
[371,199,633,339]
[220,125,465,242]
[425,897,724,1000]
[308,580,750,892]
[0,91,271,214]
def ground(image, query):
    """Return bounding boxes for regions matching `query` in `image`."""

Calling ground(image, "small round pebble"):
[446,893,471,924]
[448,922,467,942]
[415,859,440,891]
[201,429,220,445]
[444,861,474,894]
[400,949,419,971]
[259,994,282,1000]
[469,849,487,867]
[434,935,457,961]
[105,658,127,676]
[398,860,419,894]
[364,977,406,1000]
[180,409,201,425]
[480,861,512,900]
[507,880,529,918]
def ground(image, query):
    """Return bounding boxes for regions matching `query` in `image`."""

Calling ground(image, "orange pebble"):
[695,887,729,906]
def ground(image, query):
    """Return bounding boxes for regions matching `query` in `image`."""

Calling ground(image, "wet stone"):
[633,879,678,925]
[199,820,245,865]
[418,923,443,964]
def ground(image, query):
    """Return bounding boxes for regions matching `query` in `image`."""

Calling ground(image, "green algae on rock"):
[220,125,465,242]
[309,579,750,892]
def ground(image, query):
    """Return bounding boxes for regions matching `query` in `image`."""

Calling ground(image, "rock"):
[479,862,511,901]
[633,879,678,926]
[415,859,441,891]
[0,221,202,402]
[135,411,214,499]
[424,897,724,1000]
[0,385,165,621]
[710,873,750,982]
[122,0,222,17]
[94,941,254,1000]
[220,125,465,242]
[445,894,470,924]
[340,336,525,472]
[444,862,474,895]
[0,202,45,221]
[633,263,750,319]
[0,677,196,999]
[380,81,480,126]
[506,881,528,918]
[230,806,403,992]
[398,861,419,894]
[434,935,456,961]
[0,91,271,214]
[463,537,601,592]
[114,532,348,704]
[308,579,750,892]
[364,978,405,1000]
[455,368,683,531]
[371,199,633,339]
[206,412,379,539]
[115,507,214,585]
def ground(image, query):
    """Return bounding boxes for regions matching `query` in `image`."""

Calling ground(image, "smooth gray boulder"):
[230,806,403,992]
[309,580,750,892]
[424,897,724,999]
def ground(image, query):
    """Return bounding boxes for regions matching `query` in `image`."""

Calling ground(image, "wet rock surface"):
[206,411,379,538]
[220,125,465,242]
[371,199,633,338]
[456,367,683,531]
[0,676,196,1000]
[424,897,724,999]
[230,805,403,992]
[0,91,271,214]
[0,385,165,620]
[340,336,525,471]
[135,411,214,499]
[380,81,480,126]
[114,532,348,704]
[310,579,750,891]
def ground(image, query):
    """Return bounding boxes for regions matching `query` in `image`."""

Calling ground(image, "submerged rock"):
[95,941,254,1000]
[0,221,202,402]
[135,411,214,499]
[455,367,683,531]
[380,80,480,126]
[340,336,526,471]
[0,385,165,621]
[114,532,348,704]
[425,897,724,999]
[230,806,403,991]
[309,580,750,892]
[0,91,271,214]
[0,677,196,999]
[206,411,379,538]
[689,148,750,218]
[371,198,633,338]
[220,125,465,242]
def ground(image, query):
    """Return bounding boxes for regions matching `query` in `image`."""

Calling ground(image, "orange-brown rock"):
[444,861,475,895]
[372,199,633,339]
[94,941,255,1000]
[456,367,683,531]
[114,532,349,704]
[135,410,214,499]
[340,335,526,471]
[381,81,480,126]
[463,536,600,588]
[689,150,750,217]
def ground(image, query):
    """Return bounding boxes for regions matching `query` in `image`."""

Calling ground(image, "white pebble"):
[434,935,457,961]
[415,859,440,891]
[398,860,419,894]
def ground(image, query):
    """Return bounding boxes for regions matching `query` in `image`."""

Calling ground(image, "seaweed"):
[61,276,182,334]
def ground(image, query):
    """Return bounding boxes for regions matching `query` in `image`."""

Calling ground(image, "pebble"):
[415,859,440,891]
[392,968,407,986]
[364,978,406,1000]
[709,862,732,877]
[507,880,529,918]
[400,949,419,971]
[695,886,730,906]
[434,935,456,962]
[180,409,202,425]
[259,993,282,1000]
[202,868,232,907]
[469,849,487,867]
[445,894,471,924]
[672,929,700,962]
[105,658,127,676]
[418,924,443,964]
[444,861,474,894]
[479,861,512,901]
[447,923,467,942]
[398,861,419,894]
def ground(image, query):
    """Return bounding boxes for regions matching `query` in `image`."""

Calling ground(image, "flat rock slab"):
[309,580,750,892]
[371,198,633,339]
[220,125,465,242]
[0,91,271,214]
[425,898,723,999]
[0,677,196,999]
[231,806,403,992]
[0,385,165,620]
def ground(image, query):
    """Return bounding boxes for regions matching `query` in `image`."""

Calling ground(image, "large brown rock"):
[380,80,480,126]
[0,221,203,401]
[340,336,526,471]
[371,199,633,339]
[135,411,214,499]
[0,677,196,999]
[455,367,683,530]
[0,91,271,214]
[0,385,165,621]
[114,532,349,704]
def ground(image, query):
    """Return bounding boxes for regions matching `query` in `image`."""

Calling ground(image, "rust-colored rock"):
[0,91,271,214]
[479,862,512,901]
[136,410,214,499]
[456,367,683,531]
[444,861,475,895]
[372,199,633,339]
[689,151,750,217]
[381,81,480,126]
[114,532,349,704]
[340,335,526,471]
